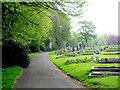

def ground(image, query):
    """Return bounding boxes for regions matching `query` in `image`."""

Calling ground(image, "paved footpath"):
[14,52,85,88]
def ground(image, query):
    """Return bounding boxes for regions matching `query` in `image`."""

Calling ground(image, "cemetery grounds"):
[49,45,120,88]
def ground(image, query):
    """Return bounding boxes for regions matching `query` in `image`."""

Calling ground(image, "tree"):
[50,12,71,50]
[2,1,86,67]
[66,33,78,48]
[93,35,107,46]
[2,2,52,51]
[78,20,97,47]
[106,34,119,45]
[2,2,53,67]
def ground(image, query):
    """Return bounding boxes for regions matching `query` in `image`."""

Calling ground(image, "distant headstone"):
[97,49,100,54]
[92,52,96,62]
[98,58,120,63]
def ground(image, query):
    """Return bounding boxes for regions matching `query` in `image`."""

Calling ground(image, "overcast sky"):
[70,0,119,35]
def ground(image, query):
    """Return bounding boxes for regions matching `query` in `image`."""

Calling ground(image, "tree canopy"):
[2,1,86,67]
[78,20,97,47]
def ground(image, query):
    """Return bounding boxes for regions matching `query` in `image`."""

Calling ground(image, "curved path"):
[14,52,85,88]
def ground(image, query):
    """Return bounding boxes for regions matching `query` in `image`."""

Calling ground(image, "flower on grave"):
[76,58,79,60]
[69,60,73,63]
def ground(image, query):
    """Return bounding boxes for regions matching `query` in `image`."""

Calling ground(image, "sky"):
[70,0,119,35]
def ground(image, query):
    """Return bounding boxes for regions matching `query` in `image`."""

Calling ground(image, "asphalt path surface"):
[14,52,85,88]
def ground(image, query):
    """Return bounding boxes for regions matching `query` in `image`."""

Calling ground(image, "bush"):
[55,50,64,55]
[29,45,40,53]
[2,40,30,68]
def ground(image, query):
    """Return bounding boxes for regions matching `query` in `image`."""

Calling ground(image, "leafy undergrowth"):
[2,52,41,89]
[49,51,119,88]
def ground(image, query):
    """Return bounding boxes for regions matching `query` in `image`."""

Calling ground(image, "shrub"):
[29,45,40,53]
[55,50,64,55]
[76,58,82,63]
[65,60,69,65]
[2,40,30,68]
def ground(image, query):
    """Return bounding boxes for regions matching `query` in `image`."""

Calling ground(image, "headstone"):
[92,52,96,62]
[89,66,120,77]
[97,49,100,54]
[72,47,77,57]
[98,58,120,63]
[106,50,118,52]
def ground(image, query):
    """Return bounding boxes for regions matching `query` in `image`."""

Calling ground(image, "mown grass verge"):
[28,52,41,59]
[2,52,40,89]
[49,51,119,89]
[2,66,22,89]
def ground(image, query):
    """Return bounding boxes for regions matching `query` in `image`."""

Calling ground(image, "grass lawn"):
[49,51,119,88]
[0,68,2,89]
[28,52,41,59]
[2,52,41,89]
[2,66,22,89]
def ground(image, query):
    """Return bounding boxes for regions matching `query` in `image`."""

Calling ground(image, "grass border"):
[48,51,119,89]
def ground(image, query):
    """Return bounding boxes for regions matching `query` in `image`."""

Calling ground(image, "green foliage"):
[67,33,79,47]
[55,50,65,55]
[2,2,85,67]
[50,13,71,49]
[2,2,52,49]
[0,42,2,45]
[2,2,53,67]
[3,40,30,68]
[0,31,2,39]
[78,21,97,47]
[2,52,41,89]
[94,35,107,46]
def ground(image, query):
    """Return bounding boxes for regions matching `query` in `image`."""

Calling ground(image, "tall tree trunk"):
[85,38,88,48]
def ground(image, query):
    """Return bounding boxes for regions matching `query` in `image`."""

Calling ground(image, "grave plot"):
[98,58,120,63]
[102,52,120,55]
[56,50,79,59]
[105,46,119,52]
[82,49,100,55]
[116,52,120,54]
[56,55,66,59]
[89,66,120,77]
[91,66,120,72]
[106,49,118,52]
[89,57,120,77]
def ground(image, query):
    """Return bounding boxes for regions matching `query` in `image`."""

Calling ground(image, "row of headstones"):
[89,66,120,77]
[57,46,109,58]
[98,58,120,63]
[82,49,101,55]
[89,58,120,77]
[82,46,109,55]
[62,46,108,53]
[56,48,103,59]
[105,45,119,52]
[106,49,119,52]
